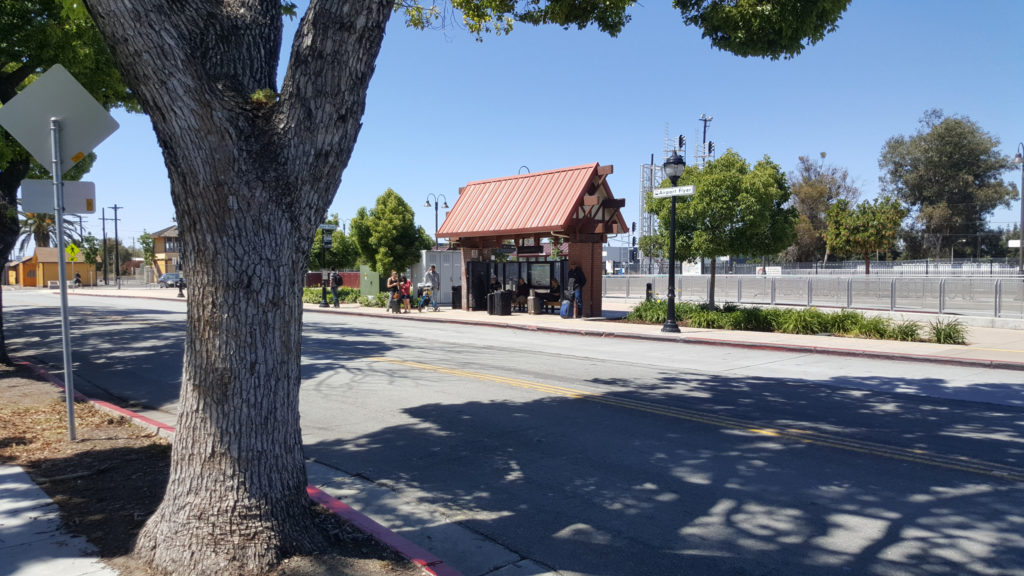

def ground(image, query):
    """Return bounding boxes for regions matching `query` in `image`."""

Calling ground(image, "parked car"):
[157,273,185,288]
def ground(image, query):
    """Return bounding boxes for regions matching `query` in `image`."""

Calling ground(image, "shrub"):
[723,307,773,332]
[626,299,668,323]
[358,292,390,308]
[889,319,922,342]
[676,301,704,321]
[776,308,828,335]
[302,286,359,304]
[824,309,864,335]
[928,318,968,345]
[854,316,891,339]
[688,309,724,329]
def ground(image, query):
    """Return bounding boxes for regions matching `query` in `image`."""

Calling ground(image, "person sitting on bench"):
[514,277,529,309]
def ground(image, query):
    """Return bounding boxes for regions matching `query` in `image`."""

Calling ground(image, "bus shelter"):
[437,163,627,317]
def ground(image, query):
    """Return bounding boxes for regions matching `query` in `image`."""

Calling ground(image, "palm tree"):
[17,211,80,254]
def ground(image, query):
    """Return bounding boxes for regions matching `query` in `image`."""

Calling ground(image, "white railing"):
[602,275,1024,319]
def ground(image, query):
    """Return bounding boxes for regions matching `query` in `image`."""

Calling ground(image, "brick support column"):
[567,242,603,317]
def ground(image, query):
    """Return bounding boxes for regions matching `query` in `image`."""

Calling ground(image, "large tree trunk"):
[83,1,393,573]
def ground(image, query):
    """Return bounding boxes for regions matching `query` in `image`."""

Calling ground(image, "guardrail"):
[602,275,1024,319]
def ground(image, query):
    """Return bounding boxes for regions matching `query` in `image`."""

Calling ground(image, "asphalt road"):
[5,290,1024,576]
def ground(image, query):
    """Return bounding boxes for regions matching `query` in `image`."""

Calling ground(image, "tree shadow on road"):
[303,368,1024,576]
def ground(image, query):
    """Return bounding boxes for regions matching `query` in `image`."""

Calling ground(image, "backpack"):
[330,272,341,287]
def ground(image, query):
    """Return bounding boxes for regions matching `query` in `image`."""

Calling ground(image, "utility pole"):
[698,114,713,168]
[110,205,122,288]
[100,208,113,285]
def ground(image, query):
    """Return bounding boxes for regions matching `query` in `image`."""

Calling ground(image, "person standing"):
[329,268,343,307]
[421,265,440,312]
[386,270,400,314]
[568,262,587,318]
[400,275,412,313]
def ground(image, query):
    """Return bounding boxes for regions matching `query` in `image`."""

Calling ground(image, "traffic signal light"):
[632,237,637,247]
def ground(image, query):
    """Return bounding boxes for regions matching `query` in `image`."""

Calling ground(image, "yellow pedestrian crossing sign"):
[66,243,81,262]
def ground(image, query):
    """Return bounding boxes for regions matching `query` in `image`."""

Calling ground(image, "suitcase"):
[560,299,572,319]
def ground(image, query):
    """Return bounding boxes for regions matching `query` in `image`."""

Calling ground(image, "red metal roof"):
[438,163,619,239]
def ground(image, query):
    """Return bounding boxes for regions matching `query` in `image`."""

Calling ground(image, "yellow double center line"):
[369,356,1024,483]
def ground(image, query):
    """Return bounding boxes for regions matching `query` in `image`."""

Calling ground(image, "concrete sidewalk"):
[0,464,116,576]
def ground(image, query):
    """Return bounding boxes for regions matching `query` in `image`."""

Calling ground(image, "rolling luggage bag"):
[559,299,572,319]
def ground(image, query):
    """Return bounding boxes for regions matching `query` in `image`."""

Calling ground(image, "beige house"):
[9,247,95,287]
[151,225,182,276]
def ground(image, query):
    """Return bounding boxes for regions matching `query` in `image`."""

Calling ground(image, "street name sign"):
[319,224,339,231]
[652,185,696,198]
[0,64,119,173]
[20,180,96,214]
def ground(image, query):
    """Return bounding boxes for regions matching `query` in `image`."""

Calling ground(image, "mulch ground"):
[0,363,421,576]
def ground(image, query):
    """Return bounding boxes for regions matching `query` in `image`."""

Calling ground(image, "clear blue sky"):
[73,0,1024,250]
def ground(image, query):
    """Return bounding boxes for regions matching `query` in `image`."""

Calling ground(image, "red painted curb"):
[307,486,462,576]
[15,358,458,576]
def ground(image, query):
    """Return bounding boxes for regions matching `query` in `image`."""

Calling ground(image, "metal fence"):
[602,275,1024,319]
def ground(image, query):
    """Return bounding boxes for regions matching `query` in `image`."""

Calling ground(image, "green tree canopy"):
[879,109,1018,259]
[649,149,796,307]
[402,0,850,59]
[784,152,859,262]
[138,231,154,266]
[825,196,907,274]
[351,189,434,276]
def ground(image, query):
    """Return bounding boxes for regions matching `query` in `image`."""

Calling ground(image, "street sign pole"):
[0,65,120,443]
[51,118,76,441]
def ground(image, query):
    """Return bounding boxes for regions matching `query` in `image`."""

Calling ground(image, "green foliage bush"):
[824,309,863,334]
[624,302,965,345]
[625,299,668,323]
[358,292,390,308]
[928,318,968,345]
[776,308,828,335]
[722,307,774,332]
[688,310,724,329]
[852,316,891,339]
[302,286,359,304]
[889,319,922,342]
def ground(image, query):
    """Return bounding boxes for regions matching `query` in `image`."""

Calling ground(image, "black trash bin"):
[452,285,462,309]
[499,290,513,315]
[487,291,497,315]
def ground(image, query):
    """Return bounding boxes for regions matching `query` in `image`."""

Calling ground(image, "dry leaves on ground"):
[0,364,421,576]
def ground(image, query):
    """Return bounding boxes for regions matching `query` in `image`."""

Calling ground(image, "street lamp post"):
[1014,143,1023,275]
[661,151,687,333]
[424,193,449,250]
[317,224,336,308]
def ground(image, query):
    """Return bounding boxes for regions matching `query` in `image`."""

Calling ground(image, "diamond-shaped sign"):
[0,64,119,175]
[66,243,81,262]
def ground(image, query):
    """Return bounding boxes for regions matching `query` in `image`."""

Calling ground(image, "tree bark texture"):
[82,1,393,573]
